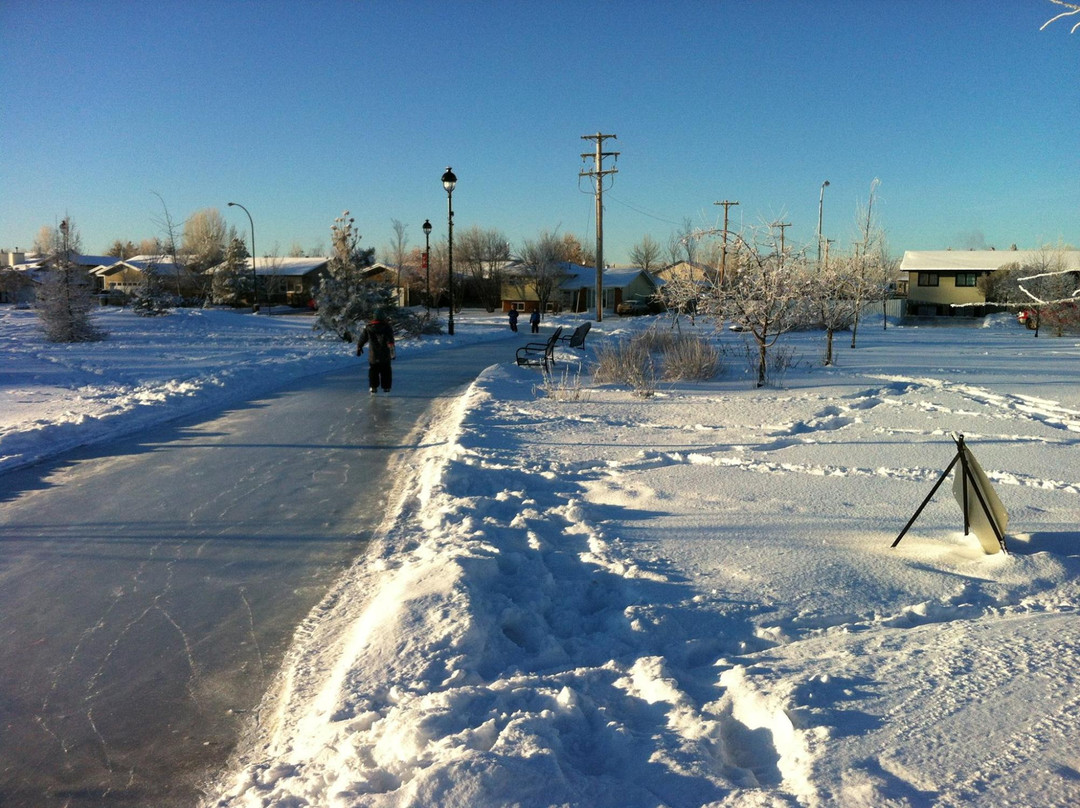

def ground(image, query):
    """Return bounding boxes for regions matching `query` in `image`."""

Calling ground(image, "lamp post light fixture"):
[441,167,457,336]
[422,218,432,312]
[227,201,258,313]
[817,180,830,267]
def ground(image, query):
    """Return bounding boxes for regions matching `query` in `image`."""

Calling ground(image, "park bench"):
[515,326,563,372]
[558,321,591,350]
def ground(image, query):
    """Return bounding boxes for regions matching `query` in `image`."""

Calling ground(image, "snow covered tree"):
[811,255,860,366]
[314,211,380,340]
[212,236,253,306]
[701,224,814,387]
[34,218,105,342]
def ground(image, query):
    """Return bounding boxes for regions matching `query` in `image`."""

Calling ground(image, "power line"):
[605,193,684,226]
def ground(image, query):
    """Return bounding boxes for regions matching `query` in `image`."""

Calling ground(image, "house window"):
[955,273,978,287]
[918,273,939,287]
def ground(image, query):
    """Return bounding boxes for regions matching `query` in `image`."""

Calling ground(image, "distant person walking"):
[529,309,541,334]
[356,309,396,394]
[508,308,519,332]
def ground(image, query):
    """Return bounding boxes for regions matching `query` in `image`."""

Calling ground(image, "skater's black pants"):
[368,361,392,391]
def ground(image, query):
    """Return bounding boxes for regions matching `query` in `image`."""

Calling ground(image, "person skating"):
[356,309,396,393]
[529,308,541,334]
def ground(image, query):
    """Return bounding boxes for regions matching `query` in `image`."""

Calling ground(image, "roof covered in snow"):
[901,250,1080,272]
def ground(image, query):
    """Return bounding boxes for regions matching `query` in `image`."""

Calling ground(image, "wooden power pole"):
[713,200,739,288]
[581,132,618,321]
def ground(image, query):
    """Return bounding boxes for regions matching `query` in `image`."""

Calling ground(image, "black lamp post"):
[422,218,432,312]
[441,167,457,335]
[227,201,258,313]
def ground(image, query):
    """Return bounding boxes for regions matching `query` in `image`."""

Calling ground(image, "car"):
[616,299,650,316]
[1018,308,1038,329]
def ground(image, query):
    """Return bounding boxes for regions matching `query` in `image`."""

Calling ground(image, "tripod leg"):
[892,453,961,548]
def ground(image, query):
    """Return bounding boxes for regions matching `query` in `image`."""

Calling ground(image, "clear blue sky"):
[2,0,1077,264]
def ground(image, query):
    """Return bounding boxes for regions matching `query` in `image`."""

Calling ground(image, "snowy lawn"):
[3,305,1079,806]
[207,313,1080,807]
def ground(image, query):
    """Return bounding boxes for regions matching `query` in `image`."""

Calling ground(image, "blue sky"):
[2,0,1077,263]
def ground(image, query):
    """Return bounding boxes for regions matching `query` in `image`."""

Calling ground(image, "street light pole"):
[817,180,830,266]
[422,218,432,312]
[227,202,258,313]
[441,167,457,336]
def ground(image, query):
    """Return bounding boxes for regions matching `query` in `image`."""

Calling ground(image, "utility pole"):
[772,220,792,263]
[713,200,739,288]
[581,132,618,321]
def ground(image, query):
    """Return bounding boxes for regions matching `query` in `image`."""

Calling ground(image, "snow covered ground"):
[3,306,1079,807]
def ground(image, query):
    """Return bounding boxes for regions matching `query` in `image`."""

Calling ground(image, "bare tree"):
[457,225,511,312]
[388,219,411,305]
[848,179,893,348]
[35,218,104,342]
[514,230,567,317]
[667,217,699,266]
[151,192,186,299]
[629,234,663,274]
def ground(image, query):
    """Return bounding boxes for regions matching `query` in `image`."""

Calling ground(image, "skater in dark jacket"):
[356,309,396,393]
[508,308,519,332]
[529,309,541,333]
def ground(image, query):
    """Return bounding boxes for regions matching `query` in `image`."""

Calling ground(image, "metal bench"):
[558,321,591,350]
[515,326,563,371]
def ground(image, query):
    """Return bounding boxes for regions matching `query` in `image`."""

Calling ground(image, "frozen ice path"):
[0,334,517,808]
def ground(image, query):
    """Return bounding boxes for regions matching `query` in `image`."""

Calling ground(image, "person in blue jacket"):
[529,308,541,334]
[508,308,519,332]
[356,309,396,393]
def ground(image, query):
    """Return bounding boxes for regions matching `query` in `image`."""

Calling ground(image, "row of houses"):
[5,247,1078,317]
[0,250,661,314]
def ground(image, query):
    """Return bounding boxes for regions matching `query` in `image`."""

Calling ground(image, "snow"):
[3,305,1079,807]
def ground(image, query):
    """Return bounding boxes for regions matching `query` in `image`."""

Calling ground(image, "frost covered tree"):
[812,255,860,366]
[212,236,252,306]
[182,208,229,273]
[1042,0,1080,32]
[701,224,813,387]
[35,218,105,342]
[314,211,381,340]
[1016,247,1080,337]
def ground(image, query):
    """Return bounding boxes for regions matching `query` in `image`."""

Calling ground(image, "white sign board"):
[952,445,1009,554]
